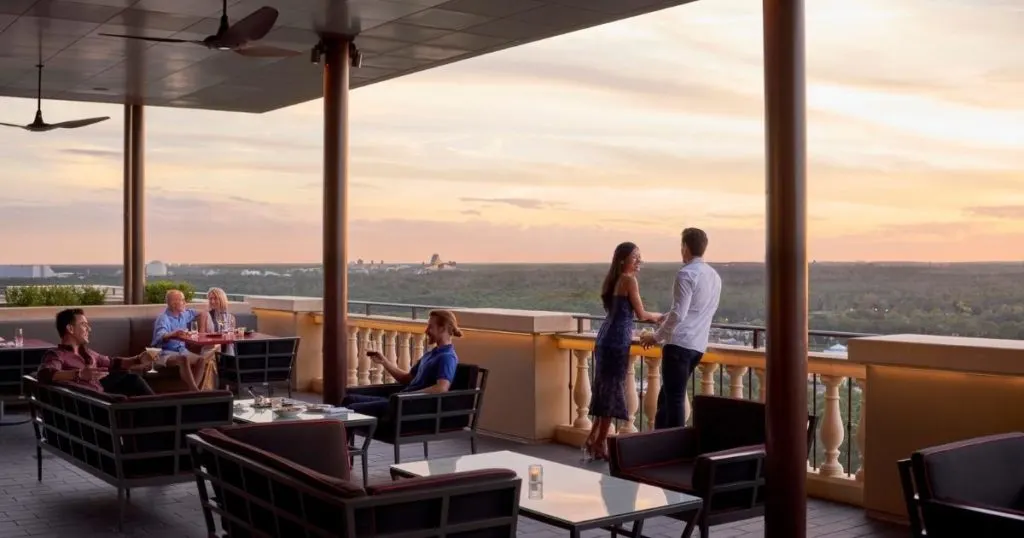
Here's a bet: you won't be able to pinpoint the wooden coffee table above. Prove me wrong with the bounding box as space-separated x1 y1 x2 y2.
231 399 377 486
391 450 702 538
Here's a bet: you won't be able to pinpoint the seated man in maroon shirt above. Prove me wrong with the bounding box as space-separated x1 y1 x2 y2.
37 308 158 397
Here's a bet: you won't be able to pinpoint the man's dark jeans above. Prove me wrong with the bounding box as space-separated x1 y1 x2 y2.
342 394 391 418
100 372 155 397
654 344 703 429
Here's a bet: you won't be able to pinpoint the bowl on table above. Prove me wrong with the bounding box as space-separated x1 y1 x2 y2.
273 405 306 419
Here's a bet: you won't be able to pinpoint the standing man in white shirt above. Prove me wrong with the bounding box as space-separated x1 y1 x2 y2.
640 227 722 429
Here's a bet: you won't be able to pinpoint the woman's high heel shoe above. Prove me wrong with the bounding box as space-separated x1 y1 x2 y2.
581 439 596 463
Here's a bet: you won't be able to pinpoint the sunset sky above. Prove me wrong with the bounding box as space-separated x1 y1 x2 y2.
1 0 1023 264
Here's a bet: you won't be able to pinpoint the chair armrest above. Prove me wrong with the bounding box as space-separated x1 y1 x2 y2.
348 384 405 399
691 444 767 496
607 427 698 475
391 388 483 424
391 387 481 403
922 499 1024 537
369 469 517 496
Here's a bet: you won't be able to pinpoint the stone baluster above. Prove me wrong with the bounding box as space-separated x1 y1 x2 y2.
754 368 767 402
643 355 661 431
397 332 412 371
727 366 748 399
346 326 360 386
856 378 867 481
572 350 593 430
412 333 426 364
818 375 846 477
619 355 640 433
700 363 718 395
357 327 371 386
383 330 398 383
369 329 384 385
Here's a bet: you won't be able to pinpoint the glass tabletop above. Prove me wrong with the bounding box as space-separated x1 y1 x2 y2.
391 450 700 526
232 399 375 425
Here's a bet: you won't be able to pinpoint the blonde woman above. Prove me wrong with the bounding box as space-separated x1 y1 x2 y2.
199 287 237 355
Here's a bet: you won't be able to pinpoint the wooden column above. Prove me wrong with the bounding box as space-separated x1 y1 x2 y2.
128 104 145 305
762 0 808 536
122 105 133 304
321 36 352 405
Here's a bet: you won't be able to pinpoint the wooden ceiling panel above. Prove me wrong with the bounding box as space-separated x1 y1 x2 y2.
0 0 695 113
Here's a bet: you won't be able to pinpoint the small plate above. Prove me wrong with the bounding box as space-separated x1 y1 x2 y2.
273 406 306 419
306 404 334 413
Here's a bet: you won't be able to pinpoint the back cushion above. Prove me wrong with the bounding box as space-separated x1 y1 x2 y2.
198 424 364 499
83 317 133 357
0 319 54 343
234 313 258 331
915 433 1024 511
128 316 160 353
693 396 767 454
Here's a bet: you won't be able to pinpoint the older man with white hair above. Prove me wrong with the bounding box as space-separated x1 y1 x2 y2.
152 289 216 391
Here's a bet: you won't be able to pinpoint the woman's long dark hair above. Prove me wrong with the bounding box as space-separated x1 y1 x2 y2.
601 242 638 311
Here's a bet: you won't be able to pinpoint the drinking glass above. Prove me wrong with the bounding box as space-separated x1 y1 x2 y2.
366 340 382 374
527 464 543 499
144 347 161 374
189 320 199 338
14 328 23 348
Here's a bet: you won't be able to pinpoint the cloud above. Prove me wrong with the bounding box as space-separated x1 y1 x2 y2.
459 197 565 210
59 148 122 159
964 206 1024 220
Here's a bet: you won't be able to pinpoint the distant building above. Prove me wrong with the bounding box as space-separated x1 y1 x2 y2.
0 265 56 278
146 260 168 277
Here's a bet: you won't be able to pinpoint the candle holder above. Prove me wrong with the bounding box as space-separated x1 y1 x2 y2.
527 464 543 499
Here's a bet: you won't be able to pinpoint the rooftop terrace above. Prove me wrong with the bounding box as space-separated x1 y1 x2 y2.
1 294 1022 536
0 394 903 538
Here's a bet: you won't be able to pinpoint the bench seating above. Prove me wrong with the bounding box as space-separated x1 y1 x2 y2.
0 312 259 394
24 375 234 530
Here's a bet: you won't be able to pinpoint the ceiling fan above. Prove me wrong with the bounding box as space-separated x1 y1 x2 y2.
0 64 109 132
99 1 300 58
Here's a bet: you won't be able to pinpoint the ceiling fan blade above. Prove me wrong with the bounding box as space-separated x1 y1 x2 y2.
222 7 279 44
0 122 28 129
233 46 301 58
98 33 192 44
51 117 111 129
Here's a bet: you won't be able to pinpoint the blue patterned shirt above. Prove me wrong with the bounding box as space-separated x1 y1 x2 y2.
152 308 201 353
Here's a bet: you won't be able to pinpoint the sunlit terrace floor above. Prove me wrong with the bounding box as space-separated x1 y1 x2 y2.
0 399 905 538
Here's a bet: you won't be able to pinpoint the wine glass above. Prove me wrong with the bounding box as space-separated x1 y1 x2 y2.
144 347 161 374
366 340 382 375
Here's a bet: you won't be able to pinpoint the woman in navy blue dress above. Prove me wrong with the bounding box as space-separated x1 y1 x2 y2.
584 242 661 461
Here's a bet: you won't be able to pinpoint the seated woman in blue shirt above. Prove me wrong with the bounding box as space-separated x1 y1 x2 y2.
343 309 461 417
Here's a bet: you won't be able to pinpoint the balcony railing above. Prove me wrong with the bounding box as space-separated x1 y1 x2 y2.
335 303 868 480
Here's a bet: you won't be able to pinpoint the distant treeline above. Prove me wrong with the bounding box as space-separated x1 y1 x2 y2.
6 262 1024 339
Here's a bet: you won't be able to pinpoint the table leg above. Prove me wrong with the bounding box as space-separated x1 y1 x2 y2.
603 519 650 538
347 422 376 488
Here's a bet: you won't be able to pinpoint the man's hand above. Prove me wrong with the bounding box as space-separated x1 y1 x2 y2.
163 329 187 341
79 365 98 382
137 351 156 366
639 332 658 350
367 350 388 365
